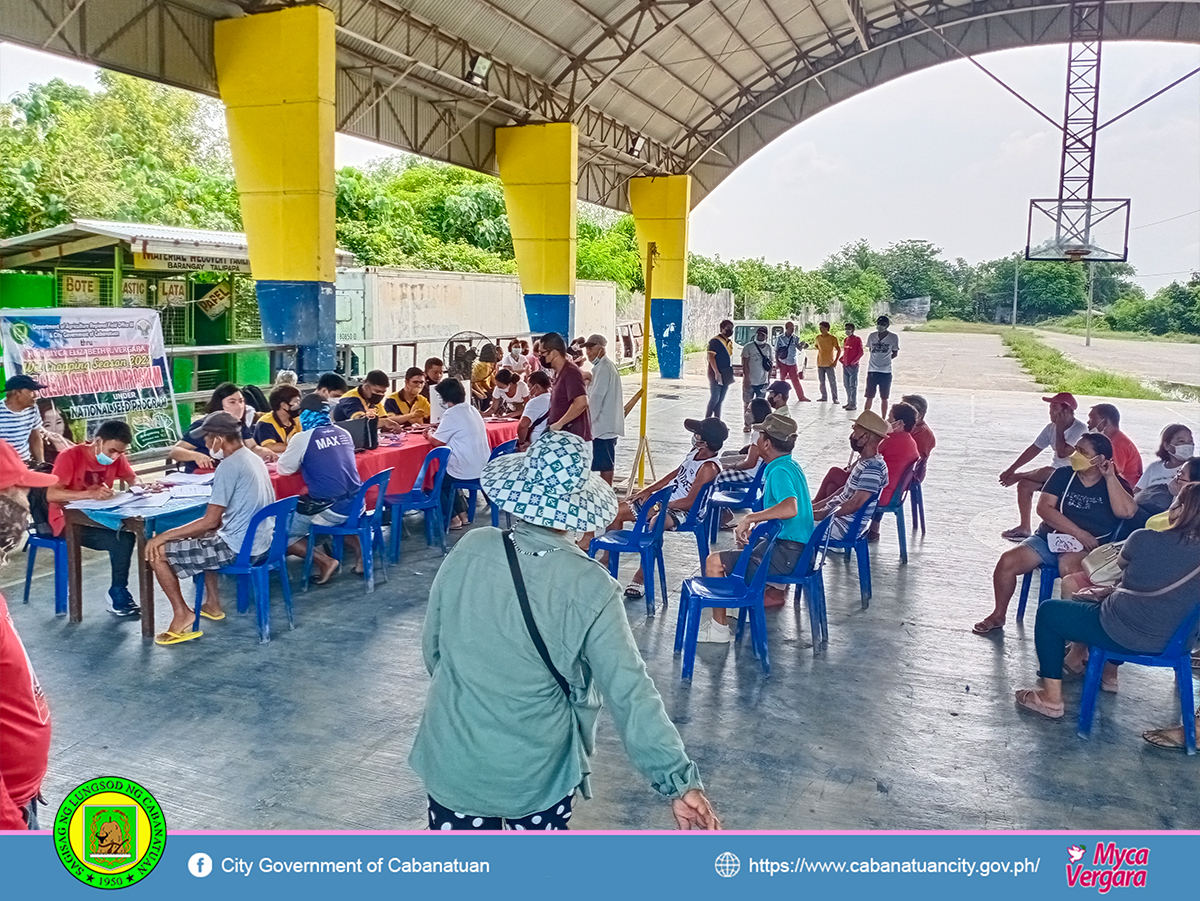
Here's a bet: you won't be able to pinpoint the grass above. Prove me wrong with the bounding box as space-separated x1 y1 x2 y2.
1035 317 1200 345
905 319 1166 400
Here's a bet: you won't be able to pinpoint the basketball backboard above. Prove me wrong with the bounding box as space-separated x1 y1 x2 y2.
1026 198 1131 262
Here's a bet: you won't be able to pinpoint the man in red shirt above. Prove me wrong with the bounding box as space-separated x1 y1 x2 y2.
1087 403 1143 487
840 322 864 411
542 332 592 441
868 401 921 541
901 394 937 459
0 441 58 830
45 420 141 617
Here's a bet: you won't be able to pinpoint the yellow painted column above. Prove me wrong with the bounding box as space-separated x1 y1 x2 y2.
630 175 690 378
215 5 336 376
495 123 577 338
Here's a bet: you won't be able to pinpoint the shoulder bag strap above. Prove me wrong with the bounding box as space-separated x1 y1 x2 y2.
1118 563 1200 598
503 531 571 697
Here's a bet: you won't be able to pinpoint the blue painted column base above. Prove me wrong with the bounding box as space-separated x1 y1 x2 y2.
650 298 684 379
255 280 336 380
523 294 574 340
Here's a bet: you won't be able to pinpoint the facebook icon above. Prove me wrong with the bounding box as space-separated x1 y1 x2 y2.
188 853 213 878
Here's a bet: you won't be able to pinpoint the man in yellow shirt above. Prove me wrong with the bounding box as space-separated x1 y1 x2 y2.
814 321 842 404
385 367 432 425
333 370 402 433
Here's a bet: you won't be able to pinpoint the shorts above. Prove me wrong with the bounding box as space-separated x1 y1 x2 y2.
631 496 687 528
289 508 350 542
864 371 893 397
719 537 806 583
591 437 617 472
163 533 237 580
1021 533 1060 569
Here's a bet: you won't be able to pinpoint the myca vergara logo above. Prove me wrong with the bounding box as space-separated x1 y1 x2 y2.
1066 842 1149 893
54 777 166 889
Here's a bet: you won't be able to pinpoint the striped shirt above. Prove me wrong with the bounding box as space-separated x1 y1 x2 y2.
828 456 888 540
0 402 42 461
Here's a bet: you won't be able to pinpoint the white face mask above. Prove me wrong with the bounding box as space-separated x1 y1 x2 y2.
209 443 226 460
1173 443 1195 460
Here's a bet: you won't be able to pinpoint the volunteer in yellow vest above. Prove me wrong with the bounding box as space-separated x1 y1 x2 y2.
333 370 402 433
253 385 303 451
385 367 432 425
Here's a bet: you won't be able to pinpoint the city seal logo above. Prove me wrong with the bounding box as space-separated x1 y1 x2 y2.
10 321 30 345
54 777 166 889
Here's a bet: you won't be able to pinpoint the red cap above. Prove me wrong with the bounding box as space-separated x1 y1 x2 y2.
1042 392 1077 411
0 441 58 490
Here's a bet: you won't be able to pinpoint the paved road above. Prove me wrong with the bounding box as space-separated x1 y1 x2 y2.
1036 330 1200 389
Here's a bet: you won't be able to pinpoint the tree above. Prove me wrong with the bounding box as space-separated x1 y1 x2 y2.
1106 276 1200 335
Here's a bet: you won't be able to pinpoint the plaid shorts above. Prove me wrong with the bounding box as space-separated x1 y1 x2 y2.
163 534 237 580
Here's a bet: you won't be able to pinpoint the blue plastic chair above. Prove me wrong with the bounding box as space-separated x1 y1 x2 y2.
24 531 68 616
772 517 834 655
909 456 928 535
873 461 918 563
589 484 674 616
1017 562 1058 620
825 490 879 608
671 480 717 566
385 447 451 563
675 520 782 680
707 462 766 544
1078 606 1200 755
447 439 520 527
303 468 393 593
192 495 298 644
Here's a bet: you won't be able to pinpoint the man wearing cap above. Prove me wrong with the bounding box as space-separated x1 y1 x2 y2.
766 380 793 419
542 332 592 441
0 375 46 464
813 412 889 542
144 411 276 645
998 393 1087 541
276 394 363 584
589 417 726 598
741 326 774 431
585 334 624 485
700 414 814 642
45 420 141 617
0 441 57 830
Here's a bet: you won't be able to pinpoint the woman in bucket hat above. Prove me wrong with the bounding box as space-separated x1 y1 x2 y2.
409 430 720 831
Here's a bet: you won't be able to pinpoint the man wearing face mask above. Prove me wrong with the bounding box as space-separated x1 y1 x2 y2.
254 385 303 452
1086 403 1142 488
0 441 58 830
334 370 401 433
863 316 899 419
740 326 774 432
45 421 141 617
706 320 736 419
146 412 276 645
811 412 889 542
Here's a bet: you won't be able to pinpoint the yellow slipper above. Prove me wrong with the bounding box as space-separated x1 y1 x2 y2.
155 629 202 646
198 609 226 621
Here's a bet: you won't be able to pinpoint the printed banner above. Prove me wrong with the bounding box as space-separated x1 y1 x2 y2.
134 251 251 273
0 307 182 453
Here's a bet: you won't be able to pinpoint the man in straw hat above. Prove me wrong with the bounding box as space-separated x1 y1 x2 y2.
410 430 720 831
698 413 815 643
812 411 889 541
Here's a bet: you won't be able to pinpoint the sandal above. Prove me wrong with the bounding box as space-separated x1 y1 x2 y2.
1015 689 1065 719
623 582 645 599
1101 674 1118 694
972 616 1005 635
155 628 202 646
1000 527 1032 541
1142 727 1187 751
199 609 225 621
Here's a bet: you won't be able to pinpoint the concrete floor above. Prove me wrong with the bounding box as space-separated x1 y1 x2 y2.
1035 329 1200 390
9 331 1200 831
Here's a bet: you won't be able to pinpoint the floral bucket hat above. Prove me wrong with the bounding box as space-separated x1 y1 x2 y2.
481 431 618 533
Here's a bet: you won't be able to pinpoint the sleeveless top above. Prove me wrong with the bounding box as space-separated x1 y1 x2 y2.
670 448 715 521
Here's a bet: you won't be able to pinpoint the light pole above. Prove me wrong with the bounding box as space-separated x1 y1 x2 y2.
1011 254 1020 328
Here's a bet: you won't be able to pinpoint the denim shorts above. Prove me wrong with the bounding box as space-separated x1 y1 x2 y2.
1021 533 1059 569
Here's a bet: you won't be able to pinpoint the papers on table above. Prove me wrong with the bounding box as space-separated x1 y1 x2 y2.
161 472 214 486
66 493 134 511
120 492 171 509
168 484 212 498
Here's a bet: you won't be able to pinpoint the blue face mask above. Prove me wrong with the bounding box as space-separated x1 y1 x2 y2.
96 451 115 466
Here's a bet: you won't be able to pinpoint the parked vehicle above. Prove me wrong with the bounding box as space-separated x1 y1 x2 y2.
730 319 789 377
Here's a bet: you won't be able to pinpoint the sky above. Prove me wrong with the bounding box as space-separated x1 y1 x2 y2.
2 39 1197 292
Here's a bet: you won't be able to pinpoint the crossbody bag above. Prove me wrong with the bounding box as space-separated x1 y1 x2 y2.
502 531 598 754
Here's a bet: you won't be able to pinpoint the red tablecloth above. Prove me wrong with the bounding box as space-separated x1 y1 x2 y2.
271 420 519 500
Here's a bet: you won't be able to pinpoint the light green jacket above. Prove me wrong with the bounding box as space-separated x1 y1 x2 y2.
409 520 702 818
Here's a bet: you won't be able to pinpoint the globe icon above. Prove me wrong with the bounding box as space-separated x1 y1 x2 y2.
714 851 741 878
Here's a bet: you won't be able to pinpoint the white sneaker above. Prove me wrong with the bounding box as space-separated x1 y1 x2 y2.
695 618 733 644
